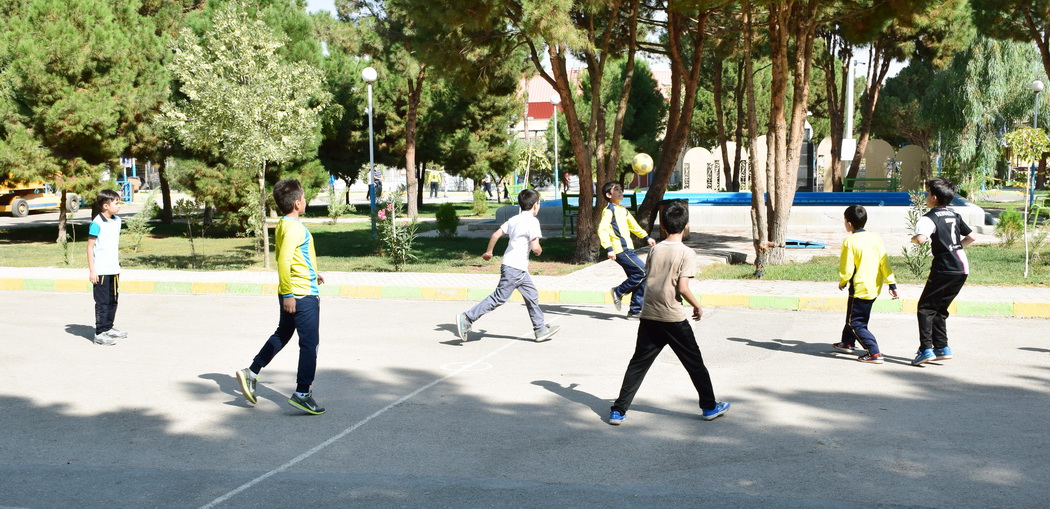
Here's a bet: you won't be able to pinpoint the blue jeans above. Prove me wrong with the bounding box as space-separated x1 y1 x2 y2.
613 250 646 314
465 265 545 332
251 296 320 391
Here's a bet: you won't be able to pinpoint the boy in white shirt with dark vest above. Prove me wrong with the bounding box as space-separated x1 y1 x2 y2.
911 178 976 366
86 189 125 346
456 188 560 343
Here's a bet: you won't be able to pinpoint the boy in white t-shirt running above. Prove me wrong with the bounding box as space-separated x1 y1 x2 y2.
86 189 125 346
456 188 560 343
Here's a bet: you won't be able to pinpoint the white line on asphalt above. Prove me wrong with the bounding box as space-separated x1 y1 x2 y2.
199 339 520 509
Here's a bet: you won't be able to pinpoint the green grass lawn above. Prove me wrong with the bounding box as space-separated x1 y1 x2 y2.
0 220 583 275
5 219 1049 284
698 244 1050 286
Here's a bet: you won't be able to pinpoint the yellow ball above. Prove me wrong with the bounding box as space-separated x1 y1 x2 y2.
632 153 653 175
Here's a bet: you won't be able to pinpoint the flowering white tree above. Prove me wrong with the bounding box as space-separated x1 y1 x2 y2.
163 1 329 268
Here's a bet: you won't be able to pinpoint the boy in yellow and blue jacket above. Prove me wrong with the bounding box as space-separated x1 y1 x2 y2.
236 179 327 415
833 205 898 364
599 181 655 317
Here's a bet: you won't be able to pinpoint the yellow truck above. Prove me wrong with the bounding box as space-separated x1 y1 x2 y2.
0 181 80 217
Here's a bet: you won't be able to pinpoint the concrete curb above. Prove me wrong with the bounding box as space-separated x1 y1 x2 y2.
3 276 1047 318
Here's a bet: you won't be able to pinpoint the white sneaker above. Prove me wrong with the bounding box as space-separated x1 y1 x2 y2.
94 333 116 346
105 328 128 338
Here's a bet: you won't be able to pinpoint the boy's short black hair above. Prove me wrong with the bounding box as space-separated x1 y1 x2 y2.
844 204 867 229
273 179 304 215
602 181 622 197
97 189 121 206
926 177 956 207
660 200 689 234
517 188 540 210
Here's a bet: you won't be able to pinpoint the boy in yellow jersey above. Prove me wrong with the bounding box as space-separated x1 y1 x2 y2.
599 181 655 318
236 179 327 414
833 205 899 364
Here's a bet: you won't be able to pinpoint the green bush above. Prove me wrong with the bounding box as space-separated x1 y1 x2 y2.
901 190 931 278
472 188 489 216
996 208 1024 246
435 203 460 239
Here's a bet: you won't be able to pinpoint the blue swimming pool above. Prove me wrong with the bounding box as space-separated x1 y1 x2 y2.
548 191 916 207
648 191 913 206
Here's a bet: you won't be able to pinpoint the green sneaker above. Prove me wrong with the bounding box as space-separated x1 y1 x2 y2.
236 368 257 405
288 392 325 415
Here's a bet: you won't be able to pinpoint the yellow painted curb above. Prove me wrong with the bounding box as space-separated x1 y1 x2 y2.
700 294 750 307
191 282 227 294
1014 302 1050 318
0 279 22 291
55 279 90 292
339 285 382 298
538 289 559 303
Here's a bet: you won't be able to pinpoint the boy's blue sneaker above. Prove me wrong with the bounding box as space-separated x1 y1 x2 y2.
702 402 730 421
912 349 936 365
609 410 625 425
933 346 953 361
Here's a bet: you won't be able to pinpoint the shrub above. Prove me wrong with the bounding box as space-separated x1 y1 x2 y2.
472 188 489 216
901 190 931 278
124 190 158 252
996 208 1024 246
435 203 460 239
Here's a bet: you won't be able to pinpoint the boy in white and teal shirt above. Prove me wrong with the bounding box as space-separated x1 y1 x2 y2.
86 189 125 346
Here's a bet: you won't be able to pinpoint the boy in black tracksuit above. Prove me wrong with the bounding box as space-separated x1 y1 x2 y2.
910 178 976 366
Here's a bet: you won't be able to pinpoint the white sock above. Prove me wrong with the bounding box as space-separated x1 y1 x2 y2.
294 391 309 398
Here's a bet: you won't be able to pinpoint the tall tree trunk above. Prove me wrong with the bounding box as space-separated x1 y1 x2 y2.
818 32 850 191
745 0 769 276
846 42 892 181
639 6 710 230
541 43 597 262
606 0 640 189
158 158 173 224
713 48 733 190
259 161 270 270
733 56 746 192
56 189 68 243
404 67 426 220
767 0 820 265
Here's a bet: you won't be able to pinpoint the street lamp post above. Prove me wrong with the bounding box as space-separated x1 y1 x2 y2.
362 66 378 239
550 94 561 201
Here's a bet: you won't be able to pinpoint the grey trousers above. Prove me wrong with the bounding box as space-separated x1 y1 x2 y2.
465 265 545 332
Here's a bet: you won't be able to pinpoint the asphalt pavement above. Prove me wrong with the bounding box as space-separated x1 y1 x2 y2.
1 291 1048 508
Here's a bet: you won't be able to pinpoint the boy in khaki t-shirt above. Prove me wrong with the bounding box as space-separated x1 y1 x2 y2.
608 200 730 426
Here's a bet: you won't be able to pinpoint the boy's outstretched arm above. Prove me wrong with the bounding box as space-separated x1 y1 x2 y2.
677 276 703 321
482 229 504 261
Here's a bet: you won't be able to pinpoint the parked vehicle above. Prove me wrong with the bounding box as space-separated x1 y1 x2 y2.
0 181 80 217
